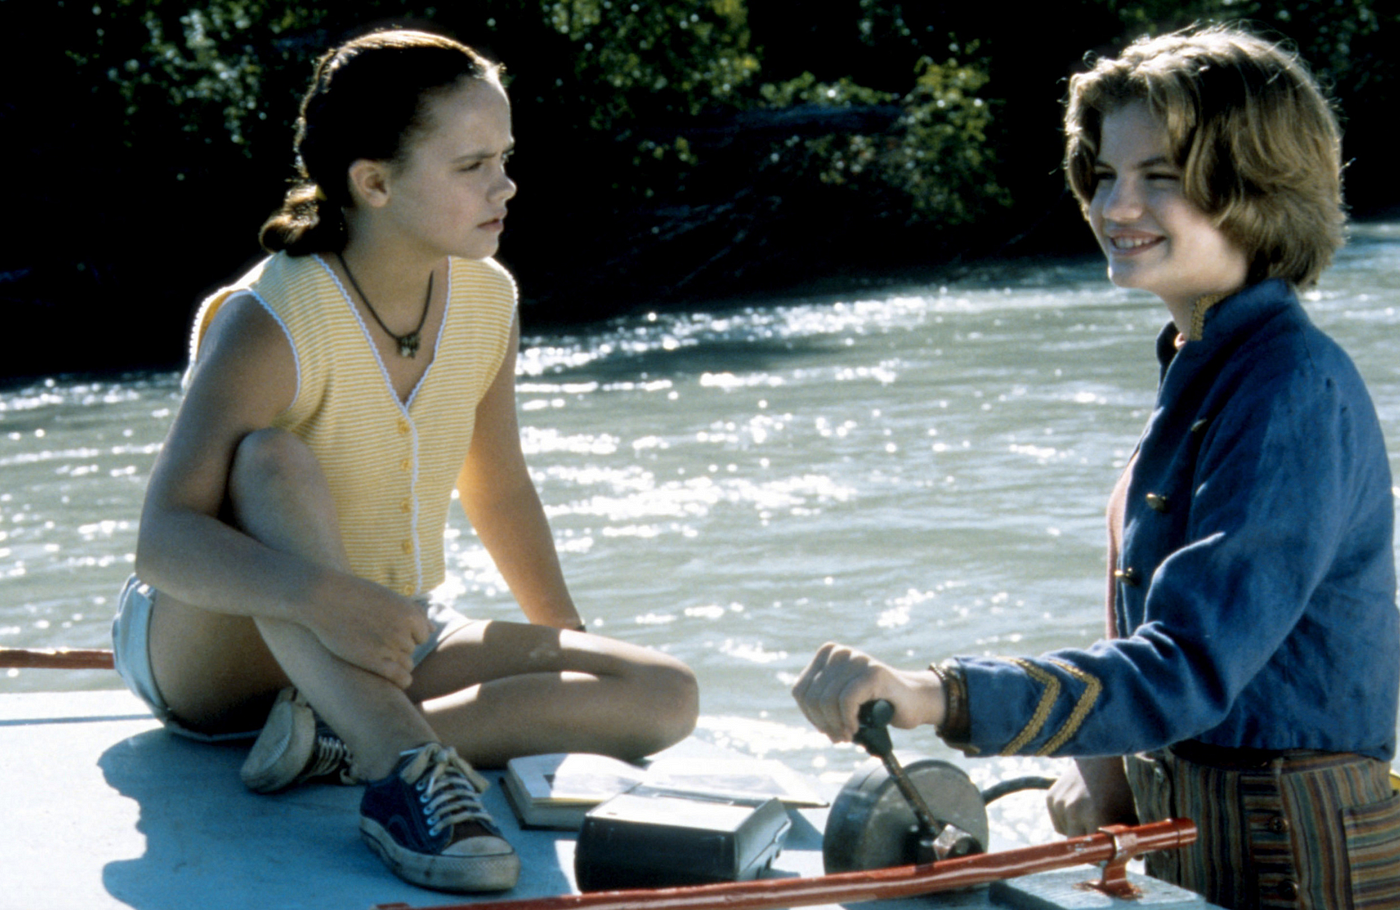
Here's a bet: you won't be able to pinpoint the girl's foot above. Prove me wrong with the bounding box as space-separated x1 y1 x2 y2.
240 688 356 793
359 743 520 892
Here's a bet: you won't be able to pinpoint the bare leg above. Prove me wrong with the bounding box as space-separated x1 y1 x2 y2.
149 429 436 779
146 601 288 734
408 621 698 767
149 428 698 778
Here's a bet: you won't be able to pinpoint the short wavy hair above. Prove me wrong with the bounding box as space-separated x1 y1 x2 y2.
1064 25 1344 289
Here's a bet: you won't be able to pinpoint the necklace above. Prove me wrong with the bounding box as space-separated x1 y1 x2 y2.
335 253 433 358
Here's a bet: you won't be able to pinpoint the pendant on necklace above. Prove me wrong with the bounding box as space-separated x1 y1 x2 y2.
333 254 432 361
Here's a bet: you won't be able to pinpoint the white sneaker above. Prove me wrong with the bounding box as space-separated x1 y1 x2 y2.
240 688 355 793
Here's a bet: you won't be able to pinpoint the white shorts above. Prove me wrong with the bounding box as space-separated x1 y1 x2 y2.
110 574 472 740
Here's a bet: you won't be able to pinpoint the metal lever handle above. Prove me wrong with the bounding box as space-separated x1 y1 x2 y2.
854 699 943 839
853 699 896 757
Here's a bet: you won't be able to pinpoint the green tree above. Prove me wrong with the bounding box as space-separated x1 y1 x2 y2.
756 55 1007 227
4 0 1396 378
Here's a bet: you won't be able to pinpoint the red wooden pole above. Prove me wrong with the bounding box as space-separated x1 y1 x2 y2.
373 819 1196 910
0 647 116 670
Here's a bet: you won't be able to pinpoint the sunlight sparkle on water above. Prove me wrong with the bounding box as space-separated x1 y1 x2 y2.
717 638 788 665
5 249 1400 849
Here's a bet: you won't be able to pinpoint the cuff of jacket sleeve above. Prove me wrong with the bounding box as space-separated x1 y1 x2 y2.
931 659 976 753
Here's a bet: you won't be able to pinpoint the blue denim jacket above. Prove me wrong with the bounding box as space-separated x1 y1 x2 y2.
954 280 1399 761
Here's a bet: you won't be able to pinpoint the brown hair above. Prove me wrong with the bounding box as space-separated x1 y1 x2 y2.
1064 25 1344 288
259 29 498 255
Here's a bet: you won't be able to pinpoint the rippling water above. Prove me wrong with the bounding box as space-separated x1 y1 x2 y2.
5 223 1400 849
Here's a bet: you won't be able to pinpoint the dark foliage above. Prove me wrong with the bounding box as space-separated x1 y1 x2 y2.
2 0 1394 379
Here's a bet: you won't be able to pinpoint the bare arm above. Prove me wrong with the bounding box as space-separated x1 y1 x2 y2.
135 295 428 686
137 294 306 611
456 316 583 629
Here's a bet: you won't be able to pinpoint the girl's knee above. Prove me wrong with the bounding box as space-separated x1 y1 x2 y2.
634 657 700 752
230 429 320 492
227 429 336 516
225 429 345 557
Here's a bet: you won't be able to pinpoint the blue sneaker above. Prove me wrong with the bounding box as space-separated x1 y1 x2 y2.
359 743 520 892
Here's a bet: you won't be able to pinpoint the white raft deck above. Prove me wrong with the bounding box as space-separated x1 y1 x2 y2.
1 689 1219 910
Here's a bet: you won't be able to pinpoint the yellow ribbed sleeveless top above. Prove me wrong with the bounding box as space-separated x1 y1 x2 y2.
189 252 517 596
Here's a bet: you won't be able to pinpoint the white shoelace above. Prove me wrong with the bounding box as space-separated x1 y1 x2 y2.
305 731 355 783
400 745 495 836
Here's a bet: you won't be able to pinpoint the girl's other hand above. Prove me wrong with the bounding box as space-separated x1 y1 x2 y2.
1046 757 1138 836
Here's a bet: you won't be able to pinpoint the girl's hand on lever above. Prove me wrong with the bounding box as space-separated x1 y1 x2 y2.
792 642 946 743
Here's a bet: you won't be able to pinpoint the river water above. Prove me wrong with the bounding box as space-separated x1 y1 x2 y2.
4 223 1400 850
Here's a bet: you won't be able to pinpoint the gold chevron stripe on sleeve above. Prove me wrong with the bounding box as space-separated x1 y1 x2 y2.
1039 659 1103 755
1001 658 1059 755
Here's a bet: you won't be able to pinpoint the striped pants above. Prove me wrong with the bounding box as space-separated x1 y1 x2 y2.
1126 749 1400 909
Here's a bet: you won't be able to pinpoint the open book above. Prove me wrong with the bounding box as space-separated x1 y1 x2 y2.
501 752 827 830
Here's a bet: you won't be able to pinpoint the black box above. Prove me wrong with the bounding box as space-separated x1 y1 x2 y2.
574 786 792 891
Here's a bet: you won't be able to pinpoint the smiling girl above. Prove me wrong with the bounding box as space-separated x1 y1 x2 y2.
793 26 1400 908
111 28 698 894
